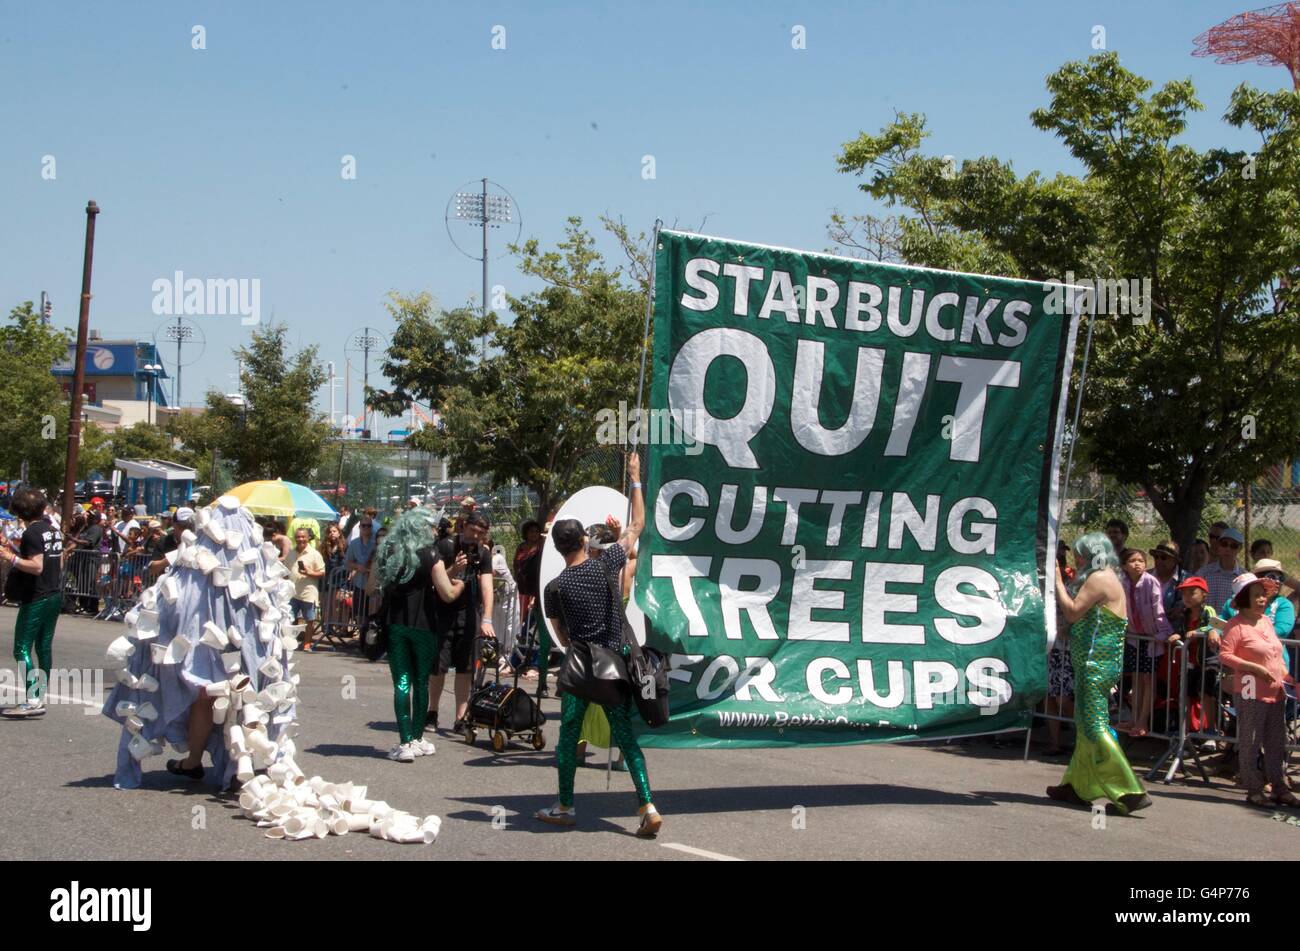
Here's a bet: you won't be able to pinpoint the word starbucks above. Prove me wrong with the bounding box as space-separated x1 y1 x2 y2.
50 882 151 931
151 271 261 325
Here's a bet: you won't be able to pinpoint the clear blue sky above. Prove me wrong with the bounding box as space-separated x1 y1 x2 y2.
0 0 1282 432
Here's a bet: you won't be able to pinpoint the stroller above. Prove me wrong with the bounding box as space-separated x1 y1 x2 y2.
464 632 546 752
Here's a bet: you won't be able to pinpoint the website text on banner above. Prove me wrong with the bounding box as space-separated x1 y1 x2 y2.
634 230 1080 747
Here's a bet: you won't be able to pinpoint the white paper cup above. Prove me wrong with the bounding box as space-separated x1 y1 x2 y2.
136 701 158 721
200 621 228 650
136 673 159 693
123 715 145 734
238 547 260 566
114 700 138 719
106 635 136 668
241 702 266 725
195 508 211 529
164 634 191 665
222 652 243 674
227 723 246 753
218 494 240 510
259 657 283 681
228 579 251 601
226 626 243 648
116 669 140 689
212 696 230 725
127 733 156 761
236 754 254 782
134 609 160 639
204 522 227 545
160 575 180 603
211 565 231 588
345 812 370 832
149 642 168 664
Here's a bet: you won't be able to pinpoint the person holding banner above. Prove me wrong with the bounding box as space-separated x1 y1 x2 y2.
1050 533 1151 815
536 452 660 837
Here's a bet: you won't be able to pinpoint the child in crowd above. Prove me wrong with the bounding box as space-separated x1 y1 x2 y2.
1119 548 1170 737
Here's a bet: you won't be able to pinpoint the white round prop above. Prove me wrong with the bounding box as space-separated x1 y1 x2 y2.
537 485 644 648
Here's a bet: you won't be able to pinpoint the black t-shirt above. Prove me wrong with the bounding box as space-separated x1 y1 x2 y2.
386 547 437 632
79 524 103 552
544 545 627 651
17 519 64 602
433 536 491 634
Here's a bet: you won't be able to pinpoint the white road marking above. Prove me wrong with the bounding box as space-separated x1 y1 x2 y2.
660 842 743 861
0 686 101 709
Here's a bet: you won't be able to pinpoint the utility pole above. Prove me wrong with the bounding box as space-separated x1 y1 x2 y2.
481 177 489 360
326 360 337 430
62 200 99 531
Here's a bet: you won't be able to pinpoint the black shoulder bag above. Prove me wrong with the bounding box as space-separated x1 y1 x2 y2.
602 556 671 727
554 571 629 708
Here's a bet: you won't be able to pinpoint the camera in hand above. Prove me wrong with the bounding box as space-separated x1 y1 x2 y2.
457 538 481 573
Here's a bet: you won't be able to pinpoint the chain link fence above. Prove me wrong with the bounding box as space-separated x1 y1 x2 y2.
1061 459 1300 575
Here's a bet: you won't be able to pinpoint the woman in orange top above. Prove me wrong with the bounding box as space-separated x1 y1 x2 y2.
1219 573 1298 808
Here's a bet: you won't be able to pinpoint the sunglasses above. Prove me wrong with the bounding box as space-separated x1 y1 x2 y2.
1221 541 1241 549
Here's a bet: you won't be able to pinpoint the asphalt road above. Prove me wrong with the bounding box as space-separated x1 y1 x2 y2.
0 609 1293 861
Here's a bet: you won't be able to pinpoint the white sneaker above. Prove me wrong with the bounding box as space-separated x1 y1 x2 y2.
414 737 436 756
535 802 576 826
387 742 416 763
2 701 46 719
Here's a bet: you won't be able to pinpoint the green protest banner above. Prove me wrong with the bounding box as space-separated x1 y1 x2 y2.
633 230 1079 747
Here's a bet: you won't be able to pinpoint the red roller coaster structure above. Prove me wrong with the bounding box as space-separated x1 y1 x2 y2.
1193 2 1300 89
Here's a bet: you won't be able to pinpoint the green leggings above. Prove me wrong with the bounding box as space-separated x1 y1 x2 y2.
388 623 437 743
13 594 60 702
556 692 652 807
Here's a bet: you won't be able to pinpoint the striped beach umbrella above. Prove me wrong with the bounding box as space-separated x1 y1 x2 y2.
218 480 338 522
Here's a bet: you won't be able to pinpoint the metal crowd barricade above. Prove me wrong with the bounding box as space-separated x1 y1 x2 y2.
101 552 152 622
61 548 114 617
318 565 371 649
1027 625 1300 787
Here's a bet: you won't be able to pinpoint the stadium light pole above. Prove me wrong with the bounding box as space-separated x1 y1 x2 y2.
450 180 516 361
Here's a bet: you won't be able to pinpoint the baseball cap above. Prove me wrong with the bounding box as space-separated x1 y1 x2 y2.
147 519 162 529
174 507 195 523
1220 527 1244 546
1176 576 1208 593
551 518 586 555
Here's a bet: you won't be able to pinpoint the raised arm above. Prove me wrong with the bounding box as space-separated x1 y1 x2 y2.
619 450 644 555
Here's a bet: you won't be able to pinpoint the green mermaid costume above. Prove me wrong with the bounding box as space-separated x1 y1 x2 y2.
1058 604 1147 811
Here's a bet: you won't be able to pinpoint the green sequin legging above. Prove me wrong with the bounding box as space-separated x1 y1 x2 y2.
1060 603 1146 810
388 623 438 743
556 692 651 807
13 593 60 702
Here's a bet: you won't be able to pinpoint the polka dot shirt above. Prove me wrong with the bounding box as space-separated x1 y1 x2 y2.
545 545 627 651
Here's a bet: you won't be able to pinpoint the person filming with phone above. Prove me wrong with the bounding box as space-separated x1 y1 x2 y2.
286 528 326 651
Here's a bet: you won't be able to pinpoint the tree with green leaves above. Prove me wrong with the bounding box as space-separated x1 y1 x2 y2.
0 302 71 490
77 421 194 480
375 217 648 519
832 52 1300 552
205 324 330 484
